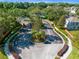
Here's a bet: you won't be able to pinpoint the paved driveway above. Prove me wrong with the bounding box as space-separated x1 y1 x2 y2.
19 43 63 59
18 21 63 59
12 21 63 59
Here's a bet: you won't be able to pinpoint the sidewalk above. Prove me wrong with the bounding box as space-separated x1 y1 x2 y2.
54 26 72 59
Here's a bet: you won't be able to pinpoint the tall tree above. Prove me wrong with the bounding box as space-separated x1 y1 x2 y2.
57 15 65 27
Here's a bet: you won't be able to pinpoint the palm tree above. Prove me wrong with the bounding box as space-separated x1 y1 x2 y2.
32 31 45 42
30 14 45 42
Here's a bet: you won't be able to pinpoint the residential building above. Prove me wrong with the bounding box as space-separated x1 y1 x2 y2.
65 16 79 30
64 7 79 30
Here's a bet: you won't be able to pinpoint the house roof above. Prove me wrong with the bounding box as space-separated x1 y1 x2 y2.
16 17 30 23
67 16 79 22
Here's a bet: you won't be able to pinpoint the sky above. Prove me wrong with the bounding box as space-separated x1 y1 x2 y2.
0 0 79 3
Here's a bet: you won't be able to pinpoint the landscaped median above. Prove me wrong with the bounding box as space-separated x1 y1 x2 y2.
3 26 21 59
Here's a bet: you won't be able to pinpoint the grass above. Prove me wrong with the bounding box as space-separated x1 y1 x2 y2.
0 49 8 59
69 30 79 39
68 46 79 59
60 29 79 59
52 20 79 59
67 30 79 59
69 30 79 49
56 26 79 59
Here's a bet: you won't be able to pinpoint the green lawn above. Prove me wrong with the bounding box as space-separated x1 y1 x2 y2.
69 30 79 49
69 30 79 39
0 49 7 59
68 46 79 59
60 29 79 59
55 26 79 59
